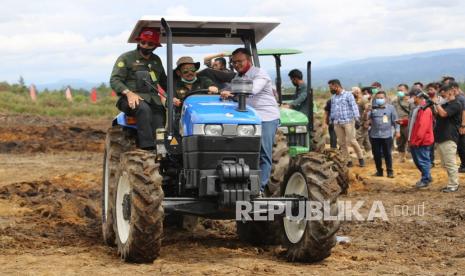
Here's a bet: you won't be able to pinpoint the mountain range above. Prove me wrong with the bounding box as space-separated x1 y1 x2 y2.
35 48 465 91
304 48 465 89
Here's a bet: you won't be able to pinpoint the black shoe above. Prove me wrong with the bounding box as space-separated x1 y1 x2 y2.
373 171 383 177
415 181 430 188
441 186 459 193
358 159 365 167
387 172 394 178
458 167 465 173
347 161 353 167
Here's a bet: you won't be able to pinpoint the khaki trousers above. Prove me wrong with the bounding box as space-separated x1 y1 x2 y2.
437 140 459 188
334 121 364 159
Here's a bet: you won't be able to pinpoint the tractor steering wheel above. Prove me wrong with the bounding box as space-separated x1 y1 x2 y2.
184 89 211 99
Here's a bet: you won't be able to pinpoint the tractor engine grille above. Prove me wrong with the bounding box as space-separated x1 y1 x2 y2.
287 133 306 147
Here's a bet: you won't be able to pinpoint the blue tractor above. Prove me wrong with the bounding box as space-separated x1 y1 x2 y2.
102 17 341 263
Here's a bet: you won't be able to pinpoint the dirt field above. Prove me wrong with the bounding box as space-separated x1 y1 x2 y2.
0 113 464 275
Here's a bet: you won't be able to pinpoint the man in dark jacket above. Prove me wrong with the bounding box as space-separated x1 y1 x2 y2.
282 69 309 117
110 27 167 150
433 83 462 192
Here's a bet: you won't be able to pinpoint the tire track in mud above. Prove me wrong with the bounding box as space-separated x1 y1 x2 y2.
0 179 101 250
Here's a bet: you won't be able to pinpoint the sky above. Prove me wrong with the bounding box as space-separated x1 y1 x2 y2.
2 0 465 86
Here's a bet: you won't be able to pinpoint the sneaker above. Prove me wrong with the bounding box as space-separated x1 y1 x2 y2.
387 172 394 178
458 167 465 173
358 159 365 167
441 186 459 193
415 181 430 188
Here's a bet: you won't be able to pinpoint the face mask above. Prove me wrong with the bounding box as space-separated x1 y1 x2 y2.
397 91 405 98
362 94 370 101
438 97 446 105
427 92 436 98
139 47 155 56
181 77 197 84
408 98 414 104
372 88 379 94
375 98 385 106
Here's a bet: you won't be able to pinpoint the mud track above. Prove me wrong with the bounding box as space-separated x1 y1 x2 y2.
0 113 464 275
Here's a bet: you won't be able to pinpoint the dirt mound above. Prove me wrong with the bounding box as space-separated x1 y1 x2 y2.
0 179 101 250
0 123 107 153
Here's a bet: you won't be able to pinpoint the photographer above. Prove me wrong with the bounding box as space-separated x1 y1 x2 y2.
365 91 399 177
408 89 434 188
433 83 462 193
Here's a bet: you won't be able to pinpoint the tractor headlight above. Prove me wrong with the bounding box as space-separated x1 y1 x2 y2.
278 126 289 134
204 124 223 136
237 125 255 136
295 126 307 133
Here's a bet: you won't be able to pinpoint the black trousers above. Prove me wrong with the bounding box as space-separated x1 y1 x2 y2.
458 134 465 168
370 137 393 174
329 123 337 149
117 97 165 148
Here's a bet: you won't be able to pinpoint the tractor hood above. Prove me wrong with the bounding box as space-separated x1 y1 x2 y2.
279 108 308 126
182 95 261 136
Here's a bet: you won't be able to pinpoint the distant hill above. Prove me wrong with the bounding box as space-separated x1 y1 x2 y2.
277 48 465 89
34 48 465 91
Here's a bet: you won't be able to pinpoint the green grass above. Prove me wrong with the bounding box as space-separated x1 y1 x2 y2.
0 91 119 119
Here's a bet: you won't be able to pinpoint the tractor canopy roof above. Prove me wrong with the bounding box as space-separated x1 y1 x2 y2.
128 16 280 45
224 48 302 56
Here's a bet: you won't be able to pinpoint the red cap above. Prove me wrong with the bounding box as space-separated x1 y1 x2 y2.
136 27 162 46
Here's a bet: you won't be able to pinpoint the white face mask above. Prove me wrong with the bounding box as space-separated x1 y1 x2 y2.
408 98 414 104
438 96 447 105
362 94 370 101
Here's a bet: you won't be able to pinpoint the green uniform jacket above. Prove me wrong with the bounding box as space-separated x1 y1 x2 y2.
290 83 310 117
174 76 216 101
110 49 167 106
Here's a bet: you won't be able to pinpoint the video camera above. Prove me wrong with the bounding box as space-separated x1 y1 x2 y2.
416 91 434 110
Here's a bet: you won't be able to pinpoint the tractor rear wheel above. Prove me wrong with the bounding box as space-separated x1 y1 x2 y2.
113 150 164 263
311 118 326 152
280 152 341 262
102 126 135 246
323 148 350 194
268 130 290 196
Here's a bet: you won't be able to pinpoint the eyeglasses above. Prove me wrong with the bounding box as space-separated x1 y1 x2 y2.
181 68 197 74
140 40 156 47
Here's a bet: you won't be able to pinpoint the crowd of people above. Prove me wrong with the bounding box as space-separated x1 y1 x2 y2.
322 78 465 193
110 27 463 195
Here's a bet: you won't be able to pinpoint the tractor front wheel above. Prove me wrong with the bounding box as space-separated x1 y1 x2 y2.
113 150 164 263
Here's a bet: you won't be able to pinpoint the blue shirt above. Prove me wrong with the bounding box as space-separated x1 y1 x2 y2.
368 104 400 139
330 90 360 124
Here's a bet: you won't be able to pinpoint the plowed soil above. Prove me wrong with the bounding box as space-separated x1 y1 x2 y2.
0 113 464 275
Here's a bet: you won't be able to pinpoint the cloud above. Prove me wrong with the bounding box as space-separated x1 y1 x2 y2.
3 0 465 85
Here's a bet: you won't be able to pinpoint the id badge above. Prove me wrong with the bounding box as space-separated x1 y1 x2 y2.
382 115 388 123
149 71 157 82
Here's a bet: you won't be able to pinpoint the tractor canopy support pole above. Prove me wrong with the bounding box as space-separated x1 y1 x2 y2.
307 61 313 136
161 18 174 138
250 35 260 68
273 54 282 104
